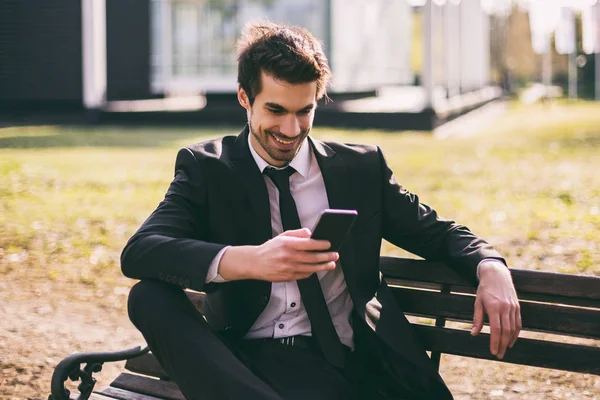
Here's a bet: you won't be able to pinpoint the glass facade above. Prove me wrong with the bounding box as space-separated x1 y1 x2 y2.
171 0 240 77
151 0 328 92
150 0 424 94
149 0 495 95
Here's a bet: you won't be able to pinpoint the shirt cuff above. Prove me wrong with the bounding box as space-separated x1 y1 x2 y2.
205 246 230 283
476 258 507 281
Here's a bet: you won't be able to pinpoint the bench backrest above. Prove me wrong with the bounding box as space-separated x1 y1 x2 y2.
380 257 600 375
121 257 600 398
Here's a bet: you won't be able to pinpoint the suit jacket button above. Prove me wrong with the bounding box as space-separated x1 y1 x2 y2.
262 296 268 305
224 325 233 331
159 272 165 280
184 279 190 288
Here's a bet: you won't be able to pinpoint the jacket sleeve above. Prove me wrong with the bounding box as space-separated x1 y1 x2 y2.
376 147 505 284
121 147 226 293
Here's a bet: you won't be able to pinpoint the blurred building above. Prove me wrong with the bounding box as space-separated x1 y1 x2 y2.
422 0 495 107
0 0 153 111
152 0 414 94
0 0 499 130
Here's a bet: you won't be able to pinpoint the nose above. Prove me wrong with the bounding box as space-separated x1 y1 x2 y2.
280 114 301 137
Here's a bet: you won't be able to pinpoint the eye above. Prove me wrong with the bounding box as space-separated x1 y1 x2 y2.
268 108 285 115
297 109 312 116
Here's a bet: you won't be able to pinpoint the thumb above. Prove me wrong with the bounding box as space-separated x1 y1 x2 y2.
279 228 311 238
471 296 484 336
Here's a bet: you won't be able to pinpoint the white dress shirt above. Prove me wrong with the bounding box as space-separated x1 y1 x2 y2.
206 135 355 348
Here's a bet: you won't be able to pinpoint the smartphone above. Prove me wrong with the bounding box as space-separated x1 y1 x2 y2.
310 209 358 251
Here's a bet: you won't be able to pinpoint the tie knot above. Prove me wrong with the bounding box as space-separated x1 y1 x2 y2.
264 166 295 191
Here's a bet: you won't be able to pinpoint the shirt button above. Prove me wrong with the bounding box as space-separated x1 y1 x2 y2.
278 323 285 329
290 302 296 308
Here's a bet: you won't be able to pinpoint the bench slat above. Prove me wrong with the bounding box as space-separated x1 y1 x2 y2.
100 386 167 400
392 287 600 339
125 352 170 380
380 257 600 302
416 325 600 375
89 394 117 400
386 279 600 309
188 260 600 310
111 373 185 400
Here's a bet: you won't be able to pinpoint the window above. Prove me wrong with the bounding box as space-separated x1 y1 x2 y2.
151 0 327 93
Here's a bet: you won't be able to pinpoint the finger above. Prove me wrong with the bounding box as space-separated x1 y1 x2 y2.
471 296 484 336
288 237 332 251
298 250 339 265
497 310 512 359
509 304 521 348
294 260 337 274
489 312 501 356
279 228 312 238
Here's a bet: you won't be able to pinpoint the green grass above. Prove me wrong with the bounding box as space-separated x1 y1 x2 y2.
1 101 599 301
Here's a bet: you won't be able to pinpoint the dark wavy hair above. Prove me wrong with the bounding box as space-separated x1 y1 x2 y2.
236 22 331 105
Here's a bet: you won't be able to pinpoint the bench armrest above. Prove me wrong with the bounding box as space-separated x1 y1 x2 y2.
48 345 150 400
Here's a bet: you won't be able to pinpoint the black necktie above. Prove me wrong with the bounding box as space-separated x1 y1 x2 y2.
264 166 346 368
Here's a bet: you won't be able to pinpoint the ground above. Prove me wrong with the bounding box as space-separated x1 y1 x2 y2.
1 101 599 399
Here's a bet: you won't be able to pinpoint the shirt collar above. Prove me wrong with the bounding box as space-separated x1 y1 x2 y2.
247 132 311 179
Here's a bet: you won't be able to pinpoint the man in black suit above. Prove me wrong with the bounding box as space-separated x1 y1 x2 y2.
123 22 521 399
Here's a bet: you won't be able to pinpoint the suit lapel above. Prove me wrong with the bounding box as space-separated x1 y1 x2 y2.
310 138 359 295
228 126 272 332
229 126 272 245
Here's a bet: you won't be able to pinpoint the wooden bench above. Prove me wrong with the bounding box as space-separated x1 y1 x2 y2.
49 257 600 400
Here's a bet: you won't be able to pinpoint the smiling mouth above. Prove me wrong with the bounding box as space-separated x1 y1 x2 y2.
269 132 297 146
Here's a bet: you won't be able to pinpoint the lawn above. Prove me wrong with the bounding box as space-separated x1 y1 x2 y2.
1 101 599 399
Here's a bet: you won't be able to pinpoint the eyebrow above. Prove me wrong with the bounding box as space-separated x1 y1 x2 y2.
264 102 315 113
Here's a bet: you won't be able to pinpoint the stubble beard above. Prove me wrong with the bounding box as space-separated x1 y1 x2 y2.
249 120 309 165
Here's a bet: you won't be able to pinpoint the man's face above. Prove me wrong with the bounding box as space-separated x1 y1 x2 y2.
238 71 317 167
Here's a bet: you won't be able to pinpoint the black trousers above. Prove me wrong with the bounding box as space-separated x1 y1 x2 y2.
128 280 424 400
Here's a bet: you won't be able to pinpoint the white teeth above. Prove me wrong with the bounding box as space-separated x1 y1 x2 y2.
272 135 294 145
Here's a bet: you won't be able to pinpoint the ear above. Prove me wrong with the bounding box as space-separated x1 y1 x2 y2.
237 85 250 111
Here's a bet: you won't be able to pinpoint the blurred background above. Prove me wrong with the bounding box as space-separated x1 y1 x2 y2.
1 0 599 128
0 1 599 399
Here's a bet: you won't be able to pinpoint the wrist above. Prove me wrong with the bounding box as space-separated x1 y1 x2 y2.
479 260 509 281
219 245 257 281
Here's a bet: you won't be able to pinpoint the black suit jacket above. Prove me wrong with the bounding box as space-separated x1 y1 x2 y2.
122 126 504 398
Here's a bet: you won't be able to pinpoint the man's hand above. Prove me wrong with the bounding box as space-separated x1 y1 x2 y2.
471 260 521 359
218 228 338 282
